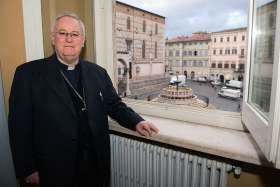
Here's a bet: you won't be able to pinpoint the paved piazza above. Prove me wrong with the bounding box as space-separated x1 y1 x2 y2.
129 79 242 113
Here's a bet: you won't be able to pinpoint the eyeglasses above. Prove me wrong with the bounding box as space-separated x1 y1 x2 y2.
55 30 81 39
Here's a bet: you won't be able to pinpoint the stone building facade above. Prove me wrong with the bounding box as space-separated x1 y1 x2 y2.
209 28 247 81
114 1 167 96
166 32 211 79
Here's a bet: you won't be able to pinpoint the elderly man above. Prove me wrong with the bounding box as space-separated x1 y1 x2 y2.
8 12 158 187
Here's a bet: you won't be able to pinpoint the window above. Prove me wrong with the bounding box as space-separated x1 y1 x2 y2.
224 63 229 68
219 49 223 55
127 16 131 30
242 0 280 167
142 40 145 58
218 63 223 68
155 42 158 58
169 50 173 57
232 48 237 54
211 63 216 68
183 60 187 66
155 23 158 34
227 37 230 42
126 39 132 51
242 35 245 41
193 60 197 67
220 37 223 42
194 51 198 56
214 38 216 42
241 48 245 56
213 49 216 55
239 63 244 70
143 20 146 32
188 51 192 56
176 50 180 56
110 0 280 168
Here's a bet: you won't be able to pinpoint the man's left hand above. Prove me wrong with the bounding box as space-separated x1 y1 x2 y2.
136 121 159 137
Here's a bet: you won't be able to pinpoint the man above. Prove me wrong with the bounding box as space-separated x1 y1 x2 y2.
8 12 158 187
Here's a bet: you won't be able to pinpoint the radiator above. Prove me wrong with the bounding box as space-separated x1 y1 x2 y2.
110 134 240 187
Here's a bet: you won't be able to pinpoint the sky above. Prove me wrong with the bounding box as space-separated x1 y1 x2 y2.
117 0 249 38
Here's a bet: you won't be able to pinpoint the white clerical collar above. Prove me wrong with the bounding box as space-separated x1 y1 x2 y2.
57 55 79 70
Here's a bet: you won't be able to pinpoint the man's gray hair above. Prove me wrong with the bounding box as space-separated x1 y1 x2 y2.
52 12 86 36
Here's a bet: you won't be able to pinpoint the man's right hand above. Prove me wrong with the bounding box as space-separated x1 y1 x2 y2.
25 171 40 185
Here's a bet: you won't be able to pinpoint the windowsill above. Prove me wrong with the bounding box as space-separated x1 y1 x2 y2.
109 114 267 167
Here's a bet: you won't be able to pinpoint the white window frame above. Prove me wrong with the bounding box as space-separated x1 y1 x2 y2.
242 0 280 168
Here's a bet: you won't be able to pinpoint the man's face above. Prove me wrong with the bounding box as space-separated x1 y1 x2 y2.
51 16 85 64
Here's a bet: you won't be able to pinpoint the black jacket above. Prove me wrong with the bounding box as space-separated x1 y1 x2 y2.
8 54 143 186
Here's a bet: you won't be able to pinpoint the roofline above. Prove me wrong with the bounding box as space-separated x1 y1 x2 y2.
166 38 211 43
211 27 247 34
116 1 165 19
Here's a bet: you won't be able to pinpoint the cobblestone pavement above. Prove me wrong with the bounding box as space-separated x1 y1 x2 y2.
129 79 242 113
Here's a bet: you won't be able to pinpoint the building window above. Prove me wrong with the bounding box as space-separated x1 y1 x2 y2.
127 16 131 30
227 37 230 42
126 39 132 52
232 48 237 54
169 50 173 57
176 50 180 56
183 51 187 56
234 36 237 42
268 35 274 58
155 23 158 35
143 20 146 32
231 63 236 69
219 49 223 55
142 40 145 58
225 49 231 55
194 51 198 56
183 60 187 67
213 49 216 55
188 51 192 56
242 35 245 41
218 63 223 68
269 13 275 28
220 37 223 42
211 63 216 68
239 63 245 70
241 48 245 56
214 38 216 42
193 60 197 67
155 42 158 58
224 63 229 69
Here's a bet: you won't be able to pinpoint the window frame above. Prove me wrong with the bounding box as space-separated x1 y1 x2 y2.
242 0 280 167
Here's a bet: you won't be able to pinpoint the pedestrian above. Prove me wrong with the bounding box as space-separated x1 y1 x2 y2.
8 12 159 187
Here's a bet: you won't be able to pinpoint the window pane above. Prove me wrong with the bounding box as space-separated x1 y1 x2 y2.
249 0 277 118
114 0 247 113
